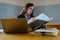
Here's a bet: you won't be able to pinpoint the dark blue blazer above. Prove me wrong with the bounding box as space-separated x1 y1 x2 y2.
17 14 34 19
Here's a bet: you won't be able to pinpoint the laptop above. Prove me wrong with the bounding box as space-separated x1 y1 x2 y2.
0 18 29 34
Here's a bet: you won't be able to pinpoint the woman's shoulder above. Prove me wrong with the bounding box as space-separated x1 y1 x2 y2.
17 14 25 18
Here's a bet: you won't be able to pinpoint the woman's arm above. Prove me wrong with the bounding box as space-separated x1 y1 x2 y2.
27 17 36 24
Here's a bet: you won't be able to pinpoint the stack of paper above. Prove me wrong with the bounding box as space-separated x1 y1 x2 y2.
34 28 59 36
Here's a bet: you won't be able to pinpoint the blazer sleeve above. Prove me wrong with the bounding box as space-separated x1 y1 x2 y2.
17 14 25 18
30 15 35 18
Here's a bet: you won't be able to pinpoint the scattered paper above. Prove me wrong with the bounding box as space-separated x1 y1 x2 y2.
0 29 3 32
34 28 59 36
35 28 57 32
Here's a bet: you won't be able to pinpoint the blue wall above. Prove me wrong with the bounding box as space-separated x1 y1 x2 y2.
34 5 60 22
0 2 23 18
35 4 60 22
45 4 60 22
0 2 60 29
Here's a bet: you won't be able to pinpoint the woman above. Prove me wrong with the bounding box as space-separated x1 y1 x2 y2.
17 3 35 24
17 3 45 30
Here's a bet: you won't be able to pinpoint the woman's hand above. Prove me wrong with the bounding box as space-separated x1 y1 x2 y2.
27 17 36 24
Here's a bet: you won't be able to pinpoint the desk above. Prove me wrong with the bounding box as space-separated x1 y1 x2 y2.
0 31 60 40
46 22 60 28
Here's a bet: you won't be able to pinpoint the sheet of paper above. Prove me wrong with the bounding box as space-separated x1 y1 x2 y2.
35 28 57 32
0 29 3 32
35 13 54 21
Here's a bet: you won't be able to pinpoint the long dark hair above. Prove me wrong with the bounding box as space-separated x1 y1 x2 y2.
19 3 34 16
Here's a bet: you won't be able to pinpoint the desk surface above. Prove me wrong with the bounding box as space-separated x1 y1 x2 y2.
46 22 60 28
46 22 60 25
0 31 60 40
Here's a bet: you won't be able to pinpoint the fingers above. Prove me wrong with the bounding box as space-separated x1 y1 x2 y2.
27 17 36 24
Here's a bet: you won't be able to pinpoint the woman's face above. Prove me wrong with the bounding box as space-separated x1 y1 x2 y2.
26 6 34 15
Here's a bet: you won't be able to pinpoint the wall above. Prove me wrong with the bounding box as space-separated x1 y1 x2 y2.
0 0 60 29
26 0 60 6
0 0 27 6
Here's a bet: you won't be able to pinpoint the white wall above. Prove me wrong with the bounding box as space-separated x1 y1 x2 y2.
25 0 44 6
42 0 60 5
0 0 60 6
0 0 28 6
25 0 60 6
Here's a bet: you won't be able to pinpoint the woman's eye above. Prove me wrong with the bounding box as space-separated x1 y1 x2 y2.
30 8 32 9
